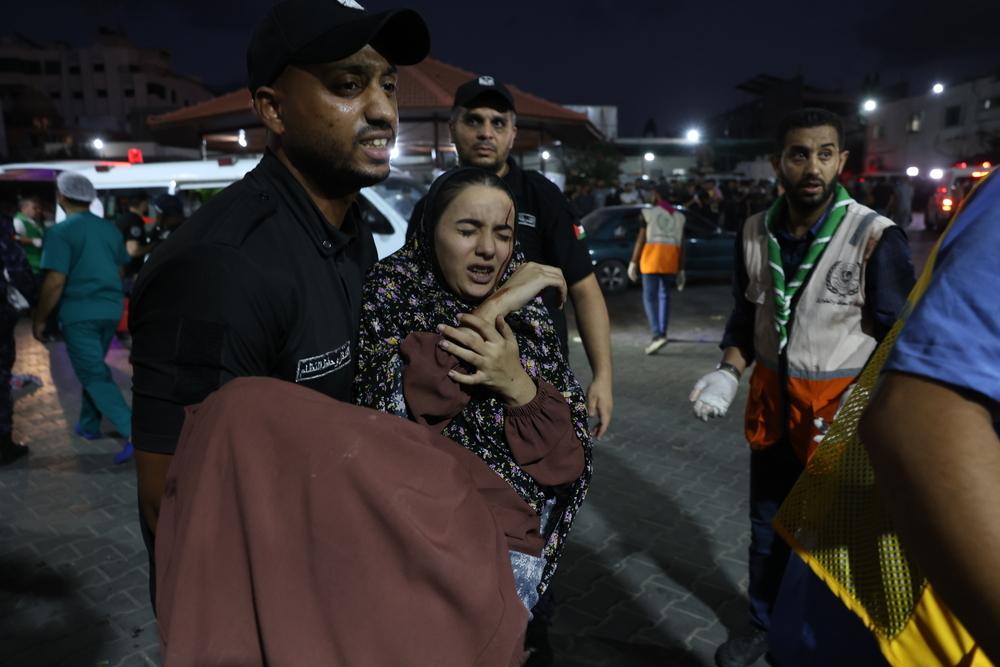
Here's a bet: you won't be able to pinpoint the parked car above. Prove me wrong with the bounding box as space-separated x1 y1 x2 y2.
582 204 736 293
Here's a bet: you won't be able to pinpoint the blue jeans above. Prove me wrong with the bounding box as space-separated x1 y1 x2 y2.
748 438 803 631
61 319 132 439
641 273 675 339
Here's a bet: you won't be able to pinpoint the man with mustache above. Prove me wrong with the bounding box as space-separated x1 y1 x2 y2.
688 108 915 667
127 0 430 602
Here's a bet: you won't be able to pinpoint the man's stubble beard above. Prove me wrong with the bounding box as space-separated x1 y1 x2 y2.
780 170 838 216
284 133 389 199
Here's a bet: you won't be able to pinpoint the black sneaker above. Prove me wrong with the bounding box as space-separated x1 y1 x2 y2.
0 440 29 465
715 627 768 667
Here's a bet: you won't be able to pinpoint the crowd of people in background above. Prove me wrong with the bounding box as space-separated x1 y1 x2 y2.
566 175 779 230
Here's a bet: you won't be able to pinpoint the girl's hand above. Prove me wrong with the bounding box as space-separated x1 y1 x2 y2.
437 313 536 407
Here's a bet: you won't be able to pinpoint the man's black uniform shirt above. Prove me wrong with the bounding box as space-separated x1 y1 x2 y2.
129 152 377 454
407 160 593 356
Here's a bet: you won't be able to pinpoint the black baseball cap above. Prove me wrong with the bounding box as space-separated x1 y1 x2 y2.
246 0 430 92
452 75 516 113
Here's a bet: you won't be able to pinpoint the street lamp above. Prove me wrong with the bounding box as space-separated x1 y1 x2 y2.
931 82 945 95
92 138 104 151
685 129 701 144
541 150 551 161
643 152 655 162
862 99 877 113
906 166 919 177
929 168 944 180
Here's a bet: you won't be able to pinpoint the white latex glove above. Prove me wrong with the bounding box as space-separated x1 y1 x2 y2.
675 270 686 292
689 369 740 421
627 261 639 283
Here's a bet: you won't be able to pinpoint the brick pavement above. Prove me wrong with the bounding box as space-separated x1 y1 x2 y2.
2 239 940 666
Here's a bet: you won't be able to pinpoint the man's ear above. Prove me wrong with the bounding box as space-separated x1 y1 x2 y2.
838 149 850 175
253 86 284 137
770 153 781 177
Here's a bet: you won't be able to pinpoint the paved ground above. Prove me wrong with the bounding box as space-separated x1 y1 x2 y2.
0 222 934 667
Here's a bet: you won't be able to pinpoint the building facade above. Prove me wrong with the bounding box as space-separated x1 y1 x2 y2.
0 29 213 159
863 72 1000 174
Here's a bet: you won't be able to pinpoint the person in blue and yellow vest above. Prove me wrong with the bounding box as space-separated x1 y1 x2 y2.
32 172 134 465
628 182 685 355
688 107 916 667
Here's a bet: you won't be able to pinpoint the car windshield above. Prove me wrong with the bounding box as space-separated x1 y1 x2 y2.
582 208 616 234
369 176 426 221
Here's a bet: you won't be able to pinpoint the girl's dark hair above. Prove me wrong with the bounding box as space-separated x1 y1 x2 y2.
420 167 515 237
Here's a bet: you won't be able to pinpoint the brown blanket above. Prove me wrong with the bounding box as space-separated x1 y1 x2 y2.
156 377 539 666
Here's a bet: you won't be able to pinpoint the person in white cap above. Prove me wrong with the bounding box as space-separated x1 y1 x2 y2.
33 171 134 464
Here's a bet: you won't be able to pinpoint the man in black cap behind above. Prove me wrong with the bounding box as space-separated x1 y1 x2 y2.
128 0 430 601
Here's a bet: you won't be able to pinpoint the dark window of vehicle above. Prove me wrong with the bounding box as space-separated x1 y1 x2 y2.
124 89 135 98
944 105 962 127
97 89 108 98
50 91 61 99
45 60 61 75
129 64 140 73
682 211 720 239
93 62 105 72
69 65 80 75
581 209 614 236
356 197 394 235
147 82 166 99
72 91 83 100
370 177 427 221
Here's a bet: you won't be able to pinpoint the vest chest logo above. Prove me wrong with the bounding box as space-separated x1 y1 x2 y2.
295 342 351 383
819 261 862 305
517 213 537 228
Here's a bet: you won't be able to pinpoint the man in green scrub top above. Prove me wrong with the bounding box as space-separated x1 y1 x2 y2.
33 172 134 464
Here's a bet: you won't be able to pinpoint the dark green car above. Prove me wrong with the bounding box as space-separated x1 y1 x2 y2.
582 205 737 293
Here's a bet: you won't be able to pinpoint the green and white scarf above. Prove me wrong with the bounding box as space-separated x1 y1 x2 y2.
765 184 853 351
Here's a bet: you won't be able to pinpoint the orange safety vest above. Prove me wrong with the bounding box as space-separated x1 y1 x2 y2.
741 202 894 462
639 205 684 275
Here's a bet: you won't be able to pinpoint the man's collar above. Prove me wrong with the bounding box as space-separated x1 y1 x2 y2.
776 197 835 240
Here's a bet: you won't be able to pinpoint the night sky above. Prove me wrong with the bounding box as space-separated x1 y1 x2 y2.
9 0 1000 136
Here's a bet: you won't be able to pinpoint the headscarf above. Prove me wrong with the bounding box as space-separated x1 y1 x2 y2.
355 166 593 594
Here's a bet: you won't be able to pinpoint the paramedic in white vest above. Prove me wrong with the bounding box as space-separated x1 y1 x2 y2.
688 108 915 667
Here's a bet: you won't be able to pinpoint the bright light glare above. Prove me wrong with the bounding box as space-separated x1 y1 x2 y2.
862 99 877 112
541 150 551 160
641 174 650 181
643 152 655 162
237 129 247 148
906 166 919 177
931 82 945 95
390 144 400 160
685 129 701 143
929 168 944 180
92 138 104 150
